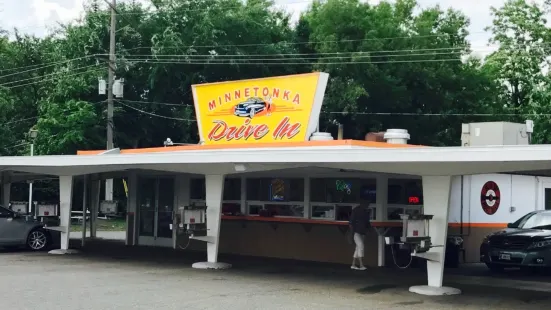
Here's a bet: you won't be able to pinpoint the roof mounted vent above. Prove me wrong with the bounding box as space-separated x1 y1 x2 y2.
384 129 410 144
310 132 334 141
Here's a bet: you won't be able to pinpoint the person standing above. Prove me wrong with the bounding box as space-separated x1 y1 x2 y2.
349 202 372 270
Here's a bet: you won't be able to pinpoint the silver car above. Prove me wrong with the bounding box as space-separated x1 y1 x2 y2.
0 206 53 251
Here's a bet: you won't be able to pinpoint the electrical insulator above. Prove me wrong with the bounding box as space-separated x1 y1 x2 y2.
98 78 106 95
113 78 125 98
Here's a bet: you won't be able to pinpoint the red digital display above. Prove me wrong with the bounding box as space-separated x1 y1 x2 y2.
408 196 420 204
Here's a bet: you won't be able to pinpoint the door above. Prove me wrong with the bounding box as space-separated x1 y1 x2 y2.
0 206 28 245
137 177 174 247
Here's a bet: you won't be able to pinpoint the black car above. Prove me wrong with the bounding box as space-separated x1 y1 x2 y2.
233 97 266 118
480 210 551 271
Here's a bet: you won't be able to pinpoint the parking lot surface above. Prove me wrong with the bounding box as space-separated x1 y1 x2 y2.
2 239 551 310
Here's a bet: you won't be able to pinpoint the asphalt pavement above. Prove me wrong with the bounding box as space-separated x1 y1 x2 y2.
1 237 551 310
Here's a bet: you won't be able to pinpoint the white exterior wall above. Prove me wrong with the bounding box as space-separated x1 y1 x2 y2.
448 174 551 225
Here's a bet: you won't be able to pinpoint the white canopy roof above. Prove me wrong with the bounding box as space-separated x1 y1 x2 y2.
1 142 551 177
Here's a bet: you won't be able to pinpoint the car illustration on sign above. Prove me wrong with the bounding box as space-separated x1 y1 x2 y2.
234 97 267 118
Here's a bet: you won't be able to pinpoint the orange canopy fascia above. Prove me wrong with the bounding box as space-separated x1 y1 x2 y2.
77 139 426 155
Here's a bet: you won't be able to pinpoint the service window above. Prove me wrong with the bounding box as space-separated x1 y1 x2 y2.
190 178 206 200
310 178 376 204
223 178 241 201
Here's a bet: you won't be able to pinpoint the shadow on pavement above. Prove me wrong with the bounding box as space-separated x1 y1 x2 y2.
66 238 551 307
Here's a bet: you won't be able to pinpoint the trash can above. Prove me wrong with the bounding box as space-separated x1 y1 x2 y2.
445 236 463 268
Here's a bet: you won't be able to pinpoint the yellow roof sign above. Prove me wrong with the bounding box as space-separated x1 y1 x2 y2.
192 72 329 145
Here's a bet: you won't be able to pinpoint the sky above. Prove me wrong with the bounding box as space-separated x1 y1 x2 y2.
0 0 546 57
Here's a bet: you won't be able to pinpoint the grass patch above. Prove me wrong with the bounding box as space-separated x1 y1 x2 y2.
71 218 127 232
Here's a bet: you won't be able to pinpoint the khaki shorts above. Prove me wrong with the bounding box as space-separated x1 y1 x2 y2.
353 233 365 258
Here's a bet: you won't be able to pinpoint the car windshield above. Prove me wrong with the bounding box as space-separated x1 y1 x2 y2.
512 212 551 230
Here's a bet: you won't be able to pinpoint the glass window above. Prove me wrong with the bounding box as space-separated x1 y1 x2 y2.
310 178 375 203
336 205 354 221
223 178 241 201
387 179 423 205
545 188 551 210
0 206 13 218
265 204 304 217
222 202 241 215
518 212 551 230
190 178 206 200
247 178 304 201
311 205 335 219
248 204 263 215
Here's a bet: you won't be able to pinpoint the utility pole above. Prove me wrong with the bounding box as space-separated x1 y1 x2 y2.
106 0 116 201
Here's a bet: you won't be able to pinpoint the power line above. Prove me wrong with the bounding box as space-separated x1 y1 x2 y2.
115 99 186 107
0 64 100 87
123 32 490 51
5 67 104 89
125 58 463 65
118 101 196 122
325 111 549 117
0 55 98 76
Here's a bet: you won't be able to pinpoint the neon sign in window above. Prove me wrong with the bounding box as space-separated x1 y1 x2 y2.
408 196 421 204
270 179 285 201
335 180 352 195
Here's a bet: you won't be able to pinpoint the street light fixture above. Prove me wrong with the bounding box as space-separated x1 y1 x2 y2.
28 128 38 217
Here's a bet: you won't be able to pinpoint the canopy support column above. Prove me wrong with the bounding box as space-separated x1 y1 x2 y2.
410 175 460 296
49 176 79 255
192 174 231 270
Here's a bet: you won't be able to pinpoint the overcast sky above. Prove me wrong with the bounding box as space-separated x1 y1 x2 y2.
0 0 546 56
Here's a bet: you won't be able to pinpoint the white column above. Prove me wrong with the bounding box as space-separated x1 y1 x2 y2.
240 176 246 215
304 177 310 219
90 179 100 238
192 174 231 269
2 182 11 209
375 175 388 267
59 175 73 251
409 175 460 296
126 172 138 246
206 174 224 263
81 176 88 247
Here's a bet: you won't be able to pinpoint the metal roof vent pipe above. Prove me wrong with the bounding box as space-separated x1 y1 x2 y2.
310 132 334 141
383 129 410 144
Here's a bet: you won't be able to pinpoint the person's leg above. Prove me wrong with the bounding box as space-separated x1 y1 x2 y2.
356 233 366 270
352 233 363 269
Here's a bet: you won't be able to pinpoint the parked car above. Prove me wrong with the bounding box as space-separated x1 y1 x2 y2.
480 210 551 271
234 97 266 118
0 205 54 251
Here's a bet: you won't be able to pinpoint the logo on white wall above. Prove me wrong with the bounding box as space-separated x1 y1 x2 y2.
481 181 501 215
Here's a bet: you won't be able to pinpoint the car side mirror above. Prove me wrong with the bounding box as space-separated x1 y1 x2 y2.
506 223 513 228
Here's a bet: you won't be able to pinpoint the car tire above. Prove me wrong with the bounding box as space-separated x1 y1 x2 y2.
485 263 504 273
26 229 50 251
249 108 255 118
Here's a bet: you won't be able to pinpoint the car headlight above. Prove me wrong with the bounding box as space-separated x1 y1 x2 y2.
528 240 551 249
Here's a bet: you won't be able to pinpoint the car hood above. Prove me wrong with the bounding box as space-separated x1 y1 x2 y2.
489 228 551 239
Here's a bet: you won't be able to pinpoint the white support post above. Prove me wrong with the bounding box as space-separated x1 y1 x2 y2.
304 177 310 219
49 176 79 254
409 175 460 296
126 172 138 246
173 174 190 248
81 176 88 247
375 175 388 267
2 182 11 210
240 176 246 215
90 179 100 238
191 174 231 269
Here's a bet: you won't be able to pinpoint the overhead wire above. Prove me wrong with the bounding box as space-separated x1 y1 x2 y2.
117 101 196 122
5 67 104 89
